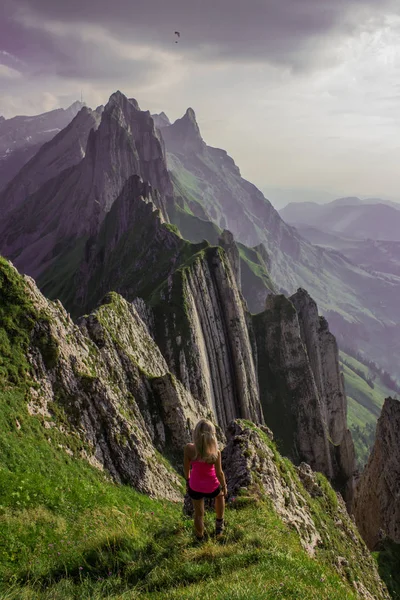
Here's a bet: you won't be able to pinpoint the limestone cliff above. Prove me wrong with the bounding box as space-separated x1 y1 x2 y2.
252 292 355 499
354 397 400 549
149 246 263 430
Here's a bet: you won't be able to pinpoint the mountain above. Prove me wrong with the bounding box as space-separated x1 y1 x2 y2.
160 109 400 381
0 92 172 279
152 111 171 129
0 86 356 495
0 105 103 217
293 225 400 279
280 198 400 241
0 90 398 597
0 256 390 599
0 101 84 192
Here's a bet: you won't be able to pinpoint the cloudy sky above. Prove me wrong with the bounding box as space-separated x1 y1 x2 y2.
1 0 400 203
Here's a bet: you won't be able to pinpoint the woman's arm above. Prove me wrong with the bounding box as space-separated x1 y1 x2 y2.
215 451 227 495
183 444 191 481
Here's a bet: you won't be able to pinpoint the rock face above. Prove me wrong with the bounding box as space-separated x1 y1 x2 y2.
222 421 321 555
218 229 241 290
221 421 389 600
252 292 355 499
150 246 263 430
291 289 355 492
354 397 400 549
161 108 205 155
252 295 332 473
0 101 84 191
0 106 102 216
20 266 211 500
152 112 171 129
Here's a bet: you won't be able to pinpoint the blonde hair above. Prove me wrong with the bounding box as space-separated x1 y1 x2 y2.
193 419 218 463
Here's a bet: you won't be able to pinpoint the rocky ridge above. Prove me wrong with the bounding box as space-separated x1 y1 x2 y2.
19 263 211 500
221 421 389 600
354 397 400 549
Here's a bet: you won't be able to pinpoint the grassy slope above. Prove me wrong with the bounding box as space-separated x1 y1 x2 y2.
0 256 383 600
340 351 396 467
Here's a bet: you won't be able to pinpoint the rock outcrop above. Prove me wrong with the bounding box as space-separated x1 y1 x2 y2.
252 295 333 473
43 174 183 317
354 397 400 549
152 112 171 129
252 292 355 499
161 108 205 155
218 229 241 290
291 289 355 494
222 421 321 555
150 246 263 430
221 421 389 600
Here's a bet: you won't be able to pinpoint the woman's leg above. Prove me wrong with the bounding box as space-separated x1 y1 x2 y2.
192 498 205 538
215 490 225 536
215 490 225 520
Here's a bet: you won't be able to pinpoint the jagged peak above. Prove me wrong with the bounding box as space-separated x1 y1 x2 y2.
184 107 197 121
105 91 140 113
128 98 140 110
152 112 171 128
161 106 204 154
66 100 85 113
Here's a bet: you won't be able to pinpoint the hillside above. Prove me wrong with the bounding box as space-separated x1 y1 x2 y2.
294 225 400 279
0 259 389 598
280 199 400 242
339 351 399 468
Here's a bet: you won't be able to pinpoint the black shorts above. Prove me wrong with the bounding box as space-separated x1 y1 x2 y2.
188 484 221 500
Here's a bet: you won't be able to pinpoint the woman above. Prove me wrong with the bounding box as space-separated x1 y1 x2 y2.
184 419 227 540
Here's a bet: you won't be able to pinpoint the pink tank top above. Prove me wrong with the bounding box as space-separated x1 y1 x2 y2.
189 459 220 493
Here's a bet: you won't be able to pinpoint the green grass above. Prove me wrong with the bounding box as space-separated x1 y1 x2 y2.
340 351 396 467
374 540 400 600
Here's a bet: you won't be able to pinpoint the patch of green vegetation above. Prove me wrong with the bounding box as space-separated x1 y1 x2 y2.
340 351 395 467
168 202 221 245
375 539 400 599
0 257 36 387
238 243 276 313
38 237 88 310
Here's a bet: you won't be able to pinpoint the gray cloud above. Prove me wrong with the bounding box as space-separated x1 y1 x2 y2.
2 0 399 76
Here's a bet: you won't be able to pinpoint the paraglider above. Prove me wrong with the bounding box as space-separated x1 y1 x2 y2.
174 31 180 43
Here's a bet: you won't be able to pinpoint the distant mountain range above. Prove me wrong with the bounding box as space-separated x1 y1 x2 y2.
280 197 400 242
0 101 84 192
